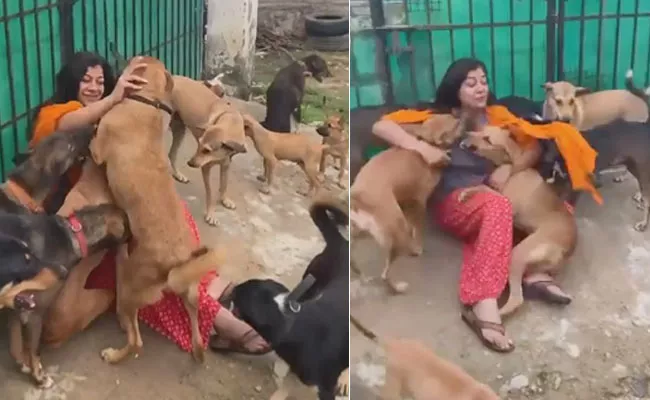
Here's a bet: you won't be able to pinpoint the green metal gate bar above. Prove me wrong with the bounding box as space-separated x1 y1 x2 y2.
0 0 205 181
350 0 650 109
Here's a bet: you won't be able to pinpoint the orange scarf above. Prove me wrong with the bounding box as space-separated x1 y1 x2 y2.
382 105 602 204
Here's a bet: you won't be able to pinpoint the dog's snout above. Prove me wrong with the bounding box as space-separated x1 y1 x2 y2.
187 159 198 168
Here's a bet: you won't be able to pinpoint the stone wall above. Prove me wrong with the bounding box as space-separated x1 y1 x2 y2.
258 0 349 37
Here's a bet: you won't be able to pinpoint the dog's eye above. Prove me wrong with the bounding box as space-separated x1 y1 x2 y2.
568 99 574 105
201 148 211 154
555 99 562 105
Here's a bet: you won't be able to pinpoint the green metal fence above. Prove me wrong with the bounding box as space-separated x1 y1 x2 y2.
0 0 205 180
350 0 650 109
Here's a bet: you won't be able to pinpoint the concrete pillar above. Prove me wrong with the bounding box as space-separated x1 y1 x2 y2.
204 0 258 100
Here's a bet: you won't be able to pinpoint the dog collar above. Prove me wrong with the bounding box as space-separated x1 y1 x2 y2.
67 214 88 258
285 274 316 313
4 180 43 213
127 94 174 115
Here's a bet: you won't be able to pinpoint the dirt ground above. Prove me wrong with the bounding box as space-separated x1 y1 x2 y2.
0 49 349 400
350 170 650 399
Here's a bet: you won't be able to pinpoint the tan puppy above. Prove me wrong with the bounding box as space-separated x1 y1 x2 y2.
90 56 224 364
459 127 577 316
168 75 247 226
349 114 462 294
351 316 500 400
316 114 348 189
241 113 327 196
542 70 649 131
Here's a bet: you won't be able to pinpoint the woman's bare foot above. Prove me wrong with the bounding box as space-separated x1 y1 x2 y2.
469 299 514 352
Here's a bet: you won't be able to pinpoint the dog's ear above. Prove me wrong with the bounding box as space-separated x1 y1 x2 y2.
541 82 553 92
574 86 591 96
164 70 174 93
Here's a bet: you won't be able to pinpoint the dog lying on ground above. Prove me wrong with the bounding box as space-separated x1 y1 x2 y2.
350 114 462 294
350 316 500 400
542 70 650 131
316 114 349 189
459 127 577 316
242 113 327 196
4 203 130 388
262 53 332 133
230 272 349 400
168 75 248 225
90 55 224 364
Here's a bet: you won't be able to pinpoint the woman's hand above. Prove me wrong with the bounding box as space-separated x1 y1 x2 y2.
108 58 149 104
488 164 512 191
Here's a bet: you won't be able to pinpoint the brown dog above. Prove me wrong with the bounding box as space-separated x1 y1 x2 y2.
459 127 577 316
316 114 349 189
351 316 500 400
168 75 247 226
542 71 649 131
241 113 327 196
90 56 224 364
349 114 463 294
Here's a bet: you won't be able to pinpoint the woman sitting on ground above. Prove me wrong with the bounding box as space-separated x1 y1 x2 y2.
28 51 268 355
372 58 581 353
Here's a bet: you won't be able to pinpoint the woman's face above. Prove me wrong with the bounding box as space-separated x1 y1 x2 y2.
78 65 105 105
458 67 489 110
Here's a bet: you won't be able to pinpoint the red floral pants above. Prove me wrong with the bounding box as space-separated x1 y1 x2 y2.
434 189 513 305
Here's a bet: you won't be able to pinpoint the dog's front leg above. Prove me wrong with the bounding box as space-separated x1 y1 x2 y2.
218 158 236 210
8 313 28 372
100 302 142 364
258 158 276 194
26 316 53 388
169 116 191 183
201 163 219 226
404 203 426 257
337 153 348 189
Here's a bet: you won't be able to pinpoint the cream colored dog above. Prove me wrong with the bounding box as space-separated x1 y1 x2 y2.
351 316 500 400
168 75 247 226
542 70 650 131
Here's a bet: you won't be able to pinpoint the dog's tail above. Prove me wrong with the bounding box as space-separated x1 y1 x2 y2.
625 69 650 102
167 247 224 294
350 315 380 344
310 192 349 246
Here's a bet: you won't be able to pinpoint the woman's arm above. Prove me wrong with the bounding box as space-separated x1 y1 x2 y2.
56 95 119 132
372 119 450 166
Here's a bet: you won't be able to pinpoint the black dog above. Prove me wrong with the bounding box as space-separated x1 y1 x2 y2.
231 274 348 400
1 127 95 215
300 194 348 301
262 54 332 133
2 203 130 388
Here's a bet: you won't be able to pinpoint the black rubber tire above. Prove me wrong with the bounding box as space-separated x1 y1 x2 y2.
304 13 349 37
306 34 349 52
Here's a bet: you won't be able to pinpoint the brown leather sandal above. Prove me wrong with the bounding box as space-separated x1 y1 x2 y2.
461 307 515 353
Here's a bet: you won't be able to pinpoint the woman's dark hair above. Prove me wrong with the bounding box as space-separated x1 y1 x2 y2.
431 57 496 112
29 52 116 139
51 51 116 103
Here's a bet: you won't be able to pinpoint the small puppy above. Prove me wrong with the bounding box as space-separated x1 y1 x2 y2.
459 127 577 316
316 114 348 189
169 75 248 225
231 275 349 400
3 204 130 388
542 70 649 131
262 54 332 133
349 114 462 294
242 113 327 196
350 316 500 400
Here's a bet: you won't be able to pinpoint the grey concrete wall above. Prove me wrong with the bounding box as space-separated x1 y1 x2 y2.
258 0 349 37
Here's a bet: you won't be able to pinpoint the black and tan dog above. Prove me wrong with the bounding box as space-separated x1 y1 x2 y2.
262 53 332 133
3 203 130 388
0 127 95 216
